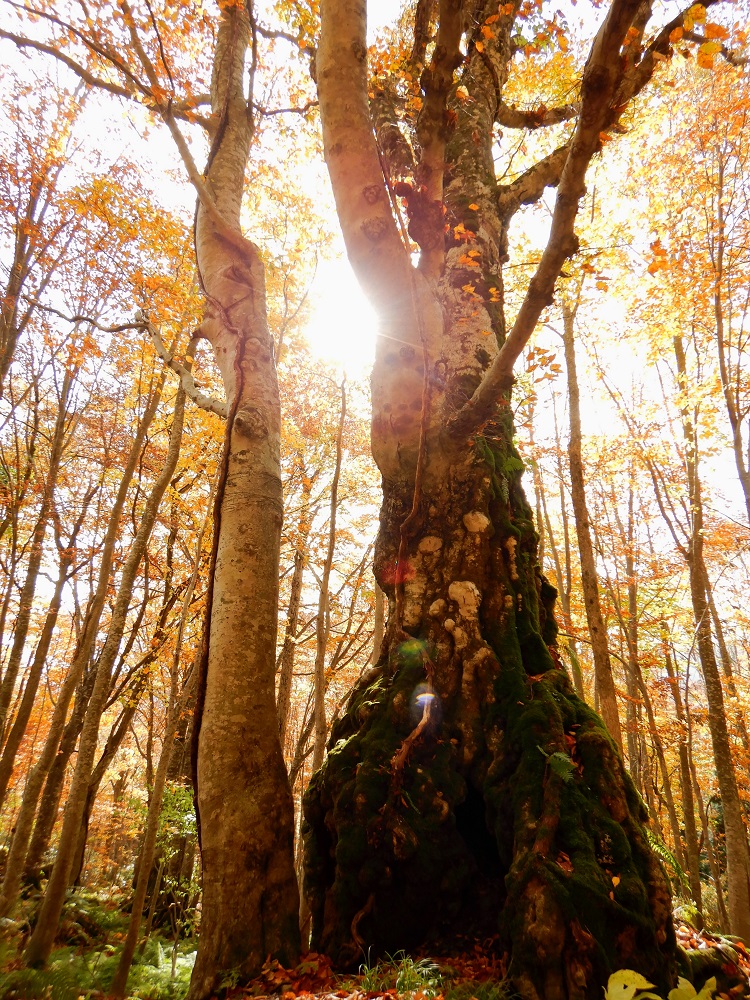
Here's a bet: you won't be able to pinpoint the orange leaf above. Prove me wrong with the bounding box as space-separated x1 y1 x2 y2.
705 21 729 39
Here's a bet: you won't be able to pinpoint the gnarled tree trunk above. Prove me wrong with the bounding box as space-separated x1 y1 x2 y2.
304 3 683 998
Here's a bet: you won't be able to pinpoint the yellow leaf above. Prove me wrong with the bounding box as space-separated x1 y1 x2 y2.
605 970 656 1000
699 39 722 54
468 203 479 210
669 26 683 42
461 284 476 293
481 25 493 38
456 85 470 102
687 3 707 23
612 874 621 886
475 40 485 52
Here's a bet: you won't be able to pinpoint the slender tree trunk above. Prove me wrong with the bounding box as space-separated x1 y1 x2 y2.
0 379 164 919
277 472 314 748
707 588 750 756
187 6 299 993
539 433 585 699
111 655 198 998
23 668 96 883
562 303 622 750
25 384 186 964
70 557 184 884
0 534 75 806
672 333 750 940
662 630 702 924
70 673 149 886
711 162 750 525
312 381 346 771
688 728 729 930
0 369 73 739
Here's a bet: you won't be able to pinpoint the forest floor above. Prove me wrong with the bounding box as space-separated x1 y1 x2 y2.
231 923 750 1000
0 894 748 1000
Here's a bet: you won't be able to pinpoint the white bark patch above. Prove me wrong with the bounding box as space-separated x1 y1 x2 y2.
505 536 519 581
448 580 482 619
418 536 443 553
451 625 468 651
461 647 493 699
402 574 427 629
463 511 491 533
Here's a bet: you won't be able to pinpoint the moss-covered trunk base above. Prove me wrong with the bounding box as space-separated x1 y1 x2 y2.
303 428 676 1000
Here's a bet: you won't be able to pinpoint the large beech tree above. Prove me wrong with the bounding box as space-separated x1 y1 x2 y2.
303 3 740 999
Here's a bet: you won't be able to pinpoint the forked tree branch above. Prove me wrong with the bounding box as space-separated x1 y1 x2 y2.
445 0 650 444
446 0 738 444
496 143 571 218
496 100 580 129
144 319 228 419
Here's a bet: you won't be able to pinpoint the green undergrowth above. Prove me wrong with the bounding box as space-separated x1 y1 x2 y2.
341 952 513 1000
0 937 196 1000
357 953 446 996
0 892 195 1000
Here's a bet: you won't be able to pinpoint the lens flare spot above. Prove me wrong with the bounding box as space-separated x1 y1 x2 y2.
410 682 442 726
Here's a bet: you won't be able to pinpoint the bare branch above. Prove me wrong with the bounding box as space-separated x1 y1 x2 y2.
0 28 211 125
496 100 580 129
27 299 227 417
254 23 302 48
0 29 133 100
446 0 647 444
496 143 571 217
258 99 318 118
145 321 228 419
